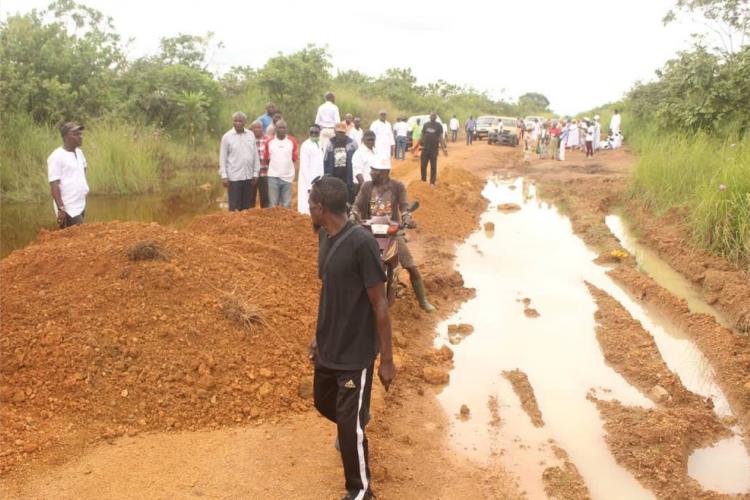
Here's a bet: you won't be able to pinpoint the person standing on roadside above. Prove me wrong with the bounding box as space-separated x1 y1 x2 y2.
219 112 261 211
419 112 448 187
48 121 89 228
393 117 410 160
593 115 602 151
351 130 377 199
585 119 595 158
609 109 622 135
449 115 460 143
348 116 364 146
256 102 276 135
316 91 341 150
308 175 396 500
298 125 325 215
411 118 423 156
250 120 270 208
324 122 358 201
465 116 476 145
264 120 299 208
369 110 395 159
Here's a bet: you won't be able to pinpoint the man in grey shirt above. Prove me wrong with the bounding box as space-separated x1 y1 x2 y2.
219 111 261 211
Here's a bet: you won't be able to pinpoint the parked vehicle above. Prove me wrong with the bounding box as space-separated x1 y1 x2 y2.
474 116 499 140
359 201 420 305
488 116 520 146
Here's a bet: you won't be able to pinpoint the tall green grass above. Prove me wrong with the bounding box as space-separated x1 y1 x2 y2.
0 115 217 202
631 126 750 268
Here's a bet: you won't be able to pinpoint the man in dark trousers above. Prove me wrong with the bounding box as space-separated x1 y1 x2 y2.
308 176 396 500
419 112 448 187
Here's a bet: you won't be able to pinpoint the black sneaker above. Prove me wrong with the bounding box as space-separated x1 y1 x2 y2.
341 490 373 500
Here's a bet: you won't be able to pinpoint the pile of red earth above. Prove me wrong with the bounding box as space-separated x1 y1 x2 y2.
0 208 319 474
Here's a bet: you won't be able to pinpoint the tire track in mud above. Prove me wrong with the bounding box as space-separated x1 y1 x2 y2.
586 283 733 498
607 265 750 451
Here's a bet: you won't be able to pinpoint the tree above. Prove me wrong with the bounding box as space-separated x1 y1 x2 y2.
158 32 223 70
176 91 209 147
664 0 749 53
257 44 332 133
517 93 550 114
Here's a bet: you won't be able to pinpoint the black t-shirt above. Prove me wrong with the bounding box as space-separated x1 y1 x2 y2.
316 222 386 370
421 121 444 154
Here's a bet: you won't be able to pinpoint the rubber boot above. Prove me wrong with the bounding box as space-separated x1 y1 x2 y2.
411 278 436 313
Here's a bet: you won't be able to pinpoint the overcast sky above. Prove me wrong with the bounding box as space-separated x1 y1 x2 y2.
3 0 701 115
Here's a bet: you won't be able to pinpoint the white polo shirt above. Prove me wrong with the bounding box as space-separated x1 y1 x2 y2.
351 145 378 184
369 120 395 158
264 135 299 183
315 101 341 129
47 146 89 217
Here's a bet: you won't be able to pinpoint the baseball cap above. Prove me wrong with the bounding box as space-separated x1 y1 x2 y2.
369 157 391 171
334 122 347 132
60 122 84 137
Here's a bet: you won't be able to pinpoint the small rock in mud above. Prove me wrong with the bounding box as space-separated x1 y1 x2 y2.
436 345 454 361
459 404 471 419
524 308 540 318
298 379 313 399
392 331 408 348
447 324 459 334
521 298 531 306
457 323 474 335
484 222 495 232
126 240 167 261
422 367 449 385
648 384 671 403
497 203 521 212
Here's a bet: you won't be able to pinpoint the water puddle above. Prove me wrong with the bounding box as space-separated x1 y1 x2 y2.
435 176 749 497
605 213 731 329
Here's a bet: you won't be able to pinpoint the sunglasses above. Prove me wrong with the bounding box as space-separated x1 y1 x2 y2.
309 131 320 136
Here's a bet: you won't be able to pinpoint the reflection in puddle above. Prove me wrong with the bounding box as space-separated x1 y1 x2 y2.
688 432 750 494
436 177 748 498
605 213 731 329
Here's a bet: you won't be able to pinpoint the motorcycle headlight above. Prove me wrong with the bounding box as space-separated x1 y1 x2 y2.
371 223 390 235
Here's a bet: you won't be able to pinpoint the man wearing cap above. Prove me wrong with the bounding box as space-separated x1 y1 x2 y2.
220 111 261 211
352 158 436 312
324 122 358 202
369 111 395 160
316 92 341 151
48 122 89 228
298 125 325 215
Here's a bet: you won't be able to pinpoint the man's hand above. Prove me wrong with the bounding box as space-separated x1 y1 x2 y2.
56 208 66 228
222 179 229 188
378 357 396 391
308 337 317 363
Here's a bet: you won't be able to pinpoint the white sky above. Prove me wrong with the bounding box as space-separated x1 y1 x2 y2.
2 0 701 115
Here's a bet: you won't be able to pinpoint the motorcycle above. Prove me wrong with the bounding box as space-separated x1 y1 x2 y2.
359 201 420 305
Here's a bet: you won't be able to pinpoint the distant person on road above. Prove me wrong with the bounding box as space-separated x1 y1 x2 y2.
449 115 460 142
219 112 261 211
411 118 423 156
250 120 270 208
324 122 358 202
256 103 277 135
48 121 89 228
351 130 377 198
316 91 341 150
609 109 622 135
420 112 448 187
465 116 476 145
393 117 410 160
298 125 325 215
549 121 561 161
593 115 602 151
348 116 364 146
352 158 436 312
264 120 299 208
585 119 595 158
308 175 396 500
369 110 395 159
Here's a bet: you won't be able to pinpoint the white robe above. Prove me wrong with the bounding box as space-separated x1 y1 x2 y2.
593 122 602 150
297 139 324 215
567 123 580 147
370 120 395 159
610 114 621 134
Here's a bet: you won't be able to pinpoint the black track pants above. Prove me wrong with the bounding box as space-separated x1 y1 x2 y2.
314 362 374 496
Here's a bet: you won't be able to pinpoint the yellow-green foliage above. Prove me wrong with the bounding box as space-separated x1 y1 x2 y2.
631 127 750 268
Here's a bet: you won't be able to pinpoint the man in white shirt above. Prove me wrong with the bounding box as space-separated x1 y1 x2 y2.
449 115 460 142
392 117 410 160
610 109 622 135
298 125 325 215
219 111 261 211
264 120 299 208
593 115 602 150
370 110 395 159
347 116 364 146
351 130 377 199
48 122 89 228
315 91 341 150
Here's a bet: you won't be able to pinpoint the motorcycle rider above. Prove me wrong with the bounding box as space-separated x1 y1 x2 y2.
351 157 436 313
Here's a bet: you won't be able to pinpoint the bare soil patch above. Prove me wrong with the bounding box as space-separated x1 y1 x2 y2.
502 369 545 427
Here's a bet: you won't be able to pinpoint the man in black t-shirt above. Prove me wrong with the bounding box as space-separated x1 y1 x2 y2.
308 176 396 500
419 112 448 187
324 122 358 202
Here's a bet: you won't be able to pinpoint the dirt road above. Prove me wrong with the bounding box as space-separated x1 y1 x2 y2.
2 140 749 499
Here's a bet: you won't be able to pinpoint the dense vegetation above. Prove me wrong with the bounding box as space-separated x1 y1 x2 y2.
0 0 550 202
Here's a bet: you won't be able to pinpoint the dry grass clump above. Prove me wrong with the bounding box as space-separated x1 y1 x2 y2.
219 290 267 334
127 240 168 261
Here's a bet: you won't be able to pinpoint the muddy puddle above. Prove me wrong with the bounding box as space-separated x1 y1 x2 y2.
435 177 750 498
605 212 732 329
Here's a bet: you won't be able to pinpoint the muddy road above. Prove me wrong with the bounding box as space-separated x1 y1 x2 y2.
2 141 749 499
